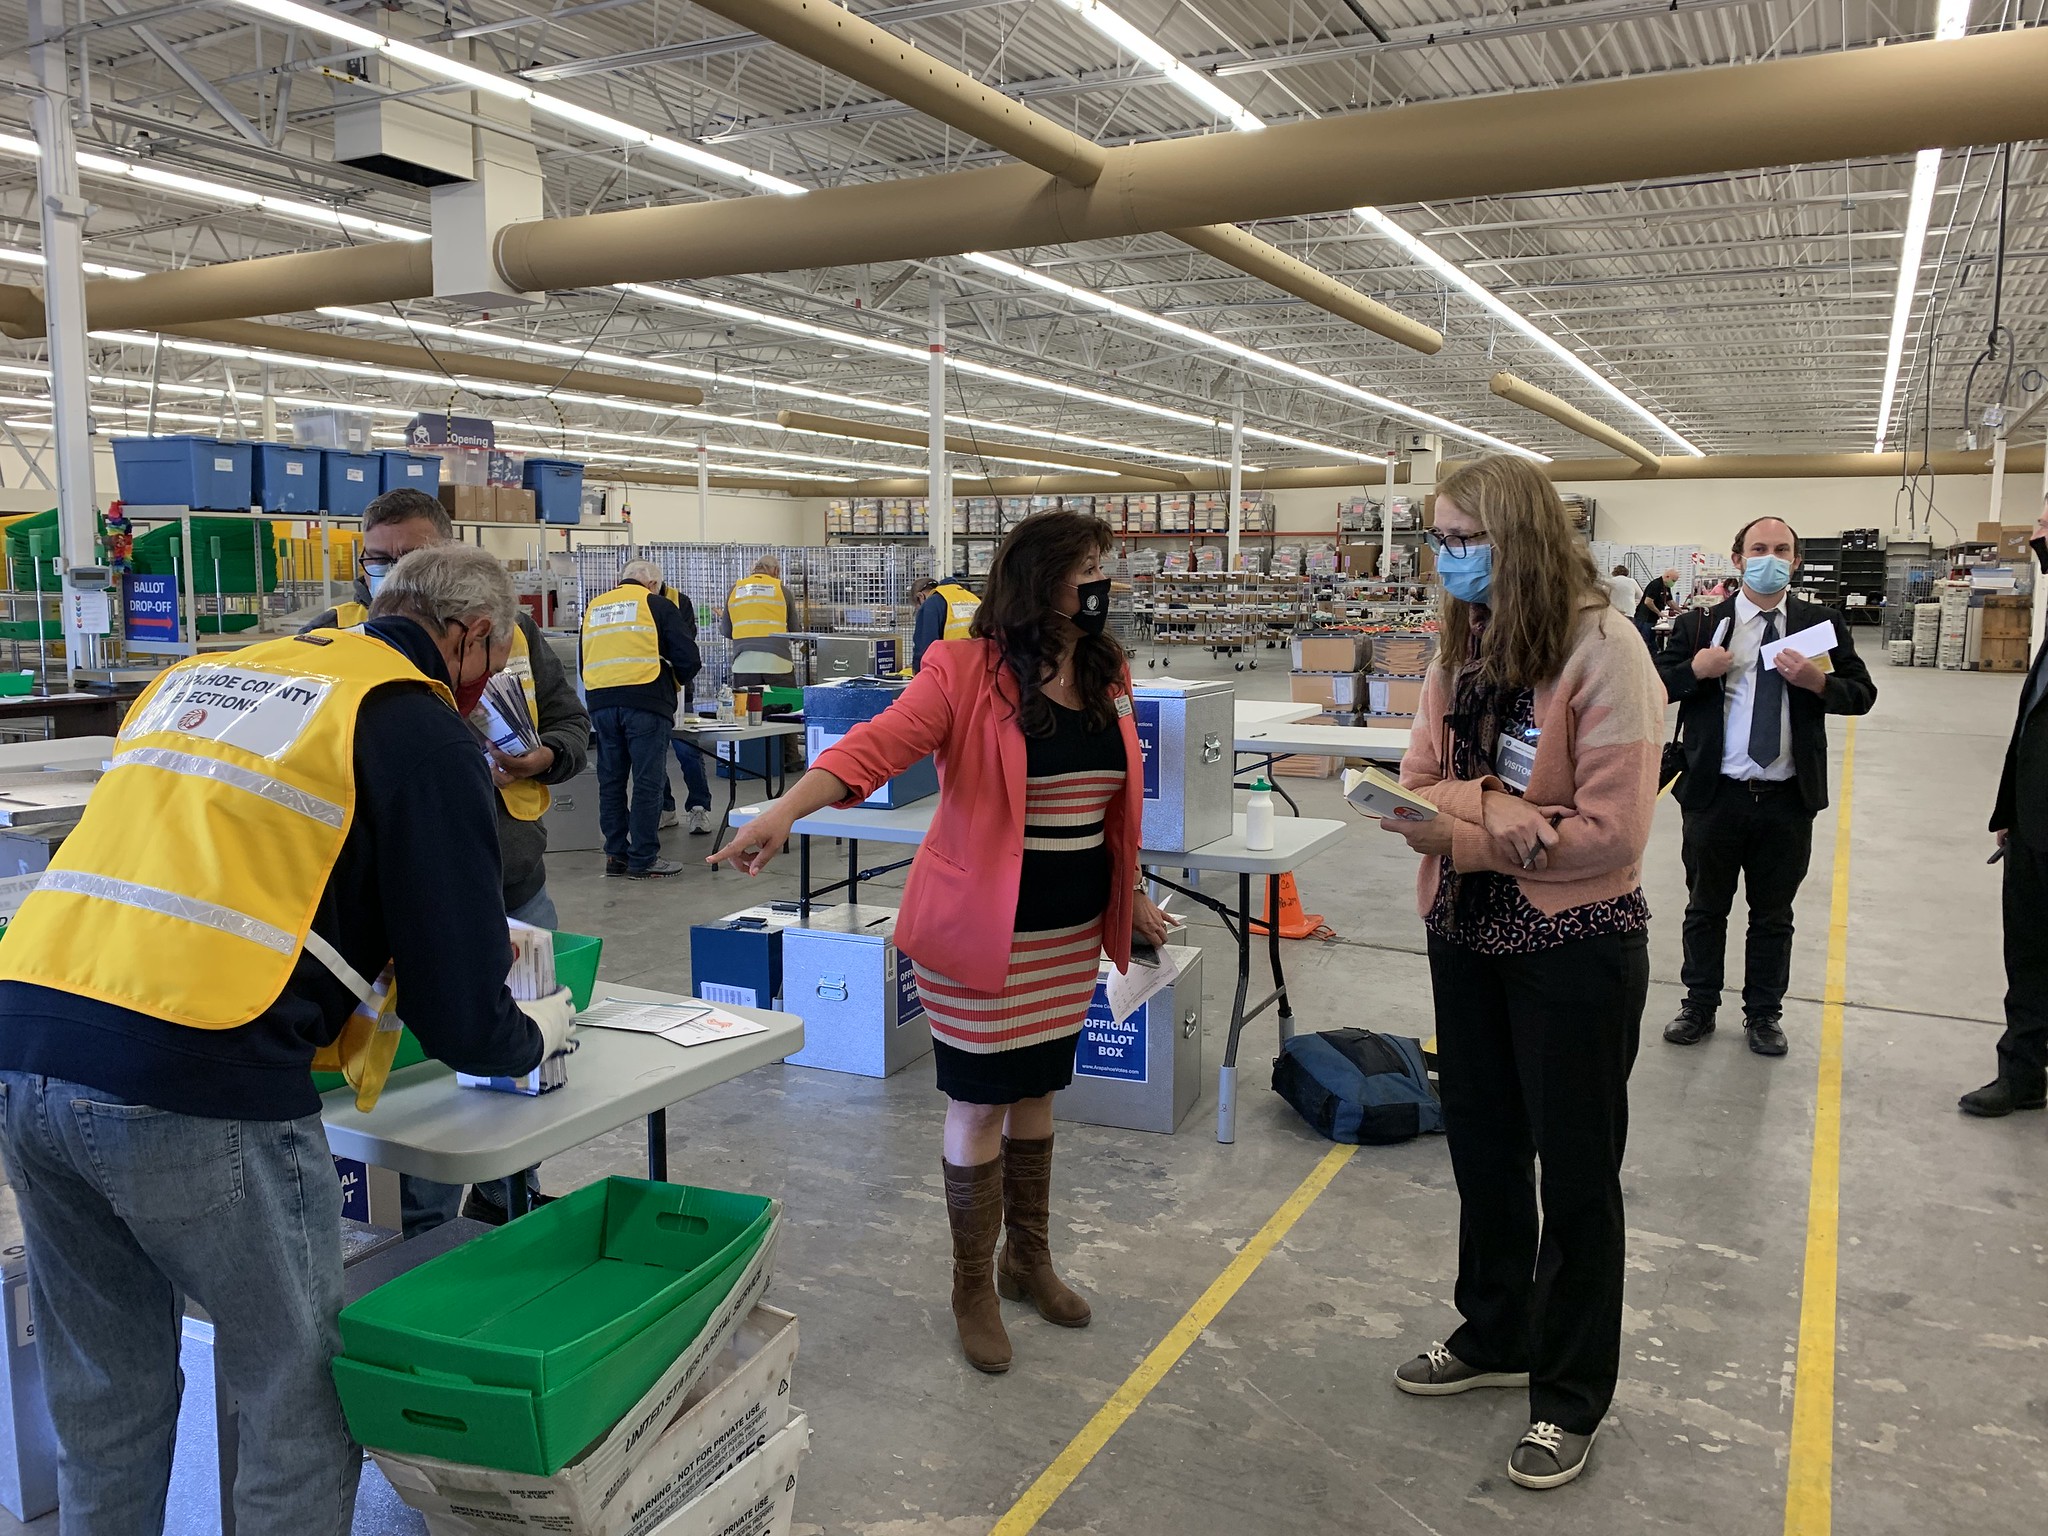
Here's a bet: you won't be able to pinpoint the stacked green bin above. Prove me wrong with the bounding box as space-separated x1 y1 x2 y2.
4 509 60 594
129 519 279 634
332 1179 777 1474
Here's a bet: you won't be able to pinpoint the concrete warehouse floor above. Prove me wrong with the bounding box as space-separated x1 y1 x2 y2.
0 649 2043 1536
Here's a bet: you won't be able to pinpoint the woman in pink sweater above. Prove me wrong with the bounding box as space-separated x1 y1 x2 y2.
711 510 1170 1375
1379 456 1665 1491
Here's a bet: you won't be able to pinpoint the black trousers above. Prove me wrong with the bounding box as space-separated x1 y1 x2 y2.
1428 928 1648 1435
1998 840 2048 1082
1679 776 1816 1017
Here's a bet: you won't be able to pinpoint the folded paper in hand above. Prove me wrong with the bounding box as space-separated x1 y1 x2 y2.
1343 765 1437 822
477 672 542 756
1761 620 1837 674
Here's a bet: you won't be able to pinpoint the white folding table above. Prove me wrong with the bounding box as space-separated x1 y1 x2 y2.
728 801 1346 1142
672 720 805 854
1234 720 1408 813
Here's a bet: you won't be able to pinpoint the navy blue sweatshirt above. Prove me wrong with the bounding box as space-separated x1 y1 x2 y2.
0 617 544 1120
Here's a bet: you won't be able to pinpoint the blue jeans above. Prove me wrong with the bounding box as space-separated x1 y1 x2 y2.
0 1073 358 1535
401 885 556 1236
665 739 712 813
592 706 672 870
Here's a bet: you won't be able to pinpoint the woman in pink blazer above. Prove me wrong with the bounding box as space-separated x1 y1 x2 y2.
712 510 1169 1374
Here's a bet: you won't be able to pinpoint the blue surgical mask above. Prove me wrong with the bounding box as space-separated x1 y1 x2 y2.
1742 554 1793 595
1437 544 1493 607
364 568 387 599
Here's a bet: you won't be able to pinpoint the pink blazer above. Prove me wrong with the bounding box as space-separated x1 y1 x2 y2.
810 638 1143 994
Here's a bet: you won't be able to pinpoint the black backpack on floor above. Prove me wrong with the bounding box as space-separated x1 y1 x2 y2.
1272 1029 1443 1145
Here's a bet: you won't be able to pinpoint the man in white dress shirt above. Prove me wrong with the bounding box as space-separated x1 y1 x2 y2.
1654 518 1878 1056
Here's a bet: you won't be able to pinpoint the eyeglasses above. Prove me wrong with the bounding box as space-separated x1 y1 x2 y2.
1425 528 1490 557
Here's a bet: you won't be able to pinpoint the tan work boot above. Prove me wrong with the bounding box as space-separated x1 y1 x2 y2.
995 1135 1092 1328
943 1156 1011 1373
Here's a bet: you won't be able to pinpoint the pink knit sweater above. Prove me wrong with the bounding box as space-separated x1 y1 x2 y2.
1398 604 1666 919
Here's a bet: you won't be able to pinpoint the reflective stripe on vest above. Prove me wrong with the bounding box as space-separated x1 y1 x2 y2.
581 583 660 686
726 576 787 640
935 583 979 641
492 626 550 822
0 629 453 1033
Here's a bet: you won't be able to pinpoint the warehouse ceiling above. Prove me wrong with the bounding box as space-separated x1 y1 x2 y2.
0 0 2042 490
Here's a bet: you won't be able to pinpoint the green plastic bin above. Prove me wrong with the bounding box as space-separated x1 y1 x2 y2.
552 931 602 1010
332 1214 772 1474
130 518 279 594
334 1179 775 1472
5 510 60 591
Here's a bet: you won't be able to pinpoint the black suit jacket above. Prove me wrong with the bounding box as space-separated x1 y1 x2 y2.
1992 643 2048 849
1657 595 1877 815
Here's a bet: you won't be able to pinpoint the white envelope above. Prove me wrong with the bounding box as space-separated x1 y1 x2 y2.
1762 620 1837 673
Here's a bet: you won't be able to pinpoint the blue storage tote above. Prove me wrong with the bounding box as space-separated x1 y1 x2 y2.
321 451 379 517
803 679 937 807
522 457 585 525
378 450 441 495
110 436 253 510
250 442 323 513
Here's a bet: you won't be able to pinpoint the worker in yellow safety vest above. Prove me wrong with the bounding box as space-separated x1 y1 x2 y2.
912 575 981 671
0 545 576 1530
722 554 794 690
581 559 701 879
304 486 589 1231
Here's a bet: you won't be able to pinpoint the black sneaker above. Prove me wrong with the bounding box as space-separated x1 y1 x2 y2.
1508 1421 1598 1490
604 858 627 876
1744 1013 1789 1056
1662 1004 1716 1045
460 1187 555 1226
1393 1341 1529 1396
627 858 685 880
1958 1075 2048 1117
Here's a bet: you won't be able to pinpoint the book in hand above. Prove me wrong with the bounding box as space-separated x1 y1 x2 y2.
1342 765 1438 823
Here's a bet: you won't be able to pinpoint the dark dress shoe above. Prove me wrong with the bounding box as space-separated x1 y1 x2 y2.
1663 1004 1716 1045
604 857 627 876
1958 1076 2048 1117
1744 1014 1789 1056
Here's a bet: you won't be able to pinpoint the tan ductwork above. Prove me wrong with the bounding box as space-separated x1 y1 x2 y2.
775 409 1188 485
1489 372 1659 468
688 0 1442 355
3 32 2040 337
1457 447 2048 481
844 462 1400 496
163 318 706 406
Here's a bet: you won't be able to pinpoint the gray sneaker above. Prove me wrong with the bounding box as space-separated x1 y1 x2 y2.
1393 1341 1530 1396
627 858 685 879
1508 1421 1598 1489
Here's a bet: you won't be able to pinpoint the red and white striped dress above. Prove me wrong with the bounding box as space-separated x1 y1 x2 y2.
916 702 1127 1078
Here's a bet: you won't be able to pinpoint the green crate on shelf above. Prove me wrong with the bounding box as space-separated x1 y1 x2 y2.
333 1179 777 1473
129 519 279 595
5 509 60 591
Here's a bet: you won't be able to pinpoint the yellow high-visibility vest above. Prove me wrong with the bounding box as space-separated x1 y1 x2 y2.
332 600 369 628
491 625 550 822
581 583 661 687
934 582 979 640
726 575 788 640
0 629 458 1109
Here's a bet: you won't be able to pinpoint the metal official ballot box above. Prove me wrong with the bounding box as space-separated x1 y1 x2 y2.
1057 946 1204 1135
781 904 933 1078
1132 679 1233 853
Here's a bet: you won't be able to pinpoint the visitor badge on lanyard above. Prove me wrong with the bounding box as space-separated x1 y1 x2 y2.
1494 722 1539 797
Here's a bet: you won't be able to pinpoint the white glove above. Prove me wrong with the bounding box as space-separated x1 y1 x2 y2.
519 986 577 1061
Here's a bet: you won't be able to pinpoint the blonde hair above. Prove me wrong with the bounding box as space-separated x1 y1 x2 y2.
1434 455 1605 689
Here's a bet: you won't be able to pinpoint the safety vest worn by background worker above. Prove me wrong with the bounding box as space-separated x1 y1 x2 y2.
0 629 457 1105
332 600 369 628
934 582 979 641
581 583 661 687
494 626 549 821
726 574 788 639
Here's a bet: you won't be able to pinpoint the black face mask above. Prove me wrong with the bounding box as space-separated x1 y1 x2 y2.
1071 577 1112 636
2032 534 2048 575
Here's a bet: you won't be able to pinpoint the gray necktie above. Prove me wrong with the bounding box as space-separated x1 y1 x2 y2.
1748 612 1783 769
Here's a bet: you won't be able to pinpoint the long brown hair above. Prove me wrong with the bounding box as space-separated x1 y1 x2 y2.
1433 455 1605 688
971 508 1119 736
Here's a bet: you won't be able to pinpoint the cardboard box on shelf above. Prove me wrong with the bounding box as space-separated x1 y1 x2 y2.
437 483 488 522
1339 543 1380 577
1291 633 1372 672
1369 675 1426 716
495 486 536 523
1976 522 2005 545
1288 671 1366 712
1997 527 2035 563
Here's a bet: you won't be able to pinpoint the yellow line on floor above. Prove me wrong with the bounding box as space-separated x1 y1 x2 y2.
1782 719 1857 1536
990 1143 1357 1535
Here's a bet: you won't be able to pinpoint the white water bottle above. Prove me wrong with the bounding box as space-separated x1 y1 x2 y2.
1245 777 1276 851
717 683 735 724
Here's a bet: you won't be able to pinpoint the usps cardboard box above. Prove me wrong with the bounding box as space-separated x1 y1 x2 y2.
374 1227 779 1536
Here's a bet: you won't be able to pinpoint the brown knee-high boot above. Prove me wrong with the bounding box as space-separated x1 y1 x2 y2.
996 1135 1092 1327
943 1156 1011 1373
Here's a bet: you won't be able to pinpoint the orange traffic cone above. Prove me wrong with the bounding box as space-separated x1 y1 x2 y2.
1248 873 1333 941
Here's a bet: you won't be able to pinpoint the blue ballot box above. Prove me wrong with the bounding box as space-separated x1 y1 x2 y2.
802 680 937 808
689 904 803 1009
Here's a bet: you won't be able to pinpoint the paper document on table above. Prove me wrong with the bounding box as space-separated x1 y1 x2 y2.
1105 950 1174 1024
1761 620 1837 674
659 1010 770 1048
578 998 715 1035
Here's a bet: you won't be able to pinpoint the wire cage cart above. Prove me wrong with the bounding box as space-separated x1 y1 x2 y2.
1883 539 1937 643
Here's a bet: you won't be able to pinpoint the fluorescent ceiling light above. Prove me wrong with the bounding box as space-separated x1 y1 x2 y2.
1052 0 1263 133
1350 207 1703 457
215 0 803 197
0 244 144 280
1872 0 1971 453
0 132 426 242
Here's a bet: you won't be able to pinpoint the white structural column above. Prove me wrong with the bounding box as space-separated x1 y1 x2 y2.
1227 390 1243 570
1384 451 1398 576
695 431 709 542
927 278 952 574
30 0 96 684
